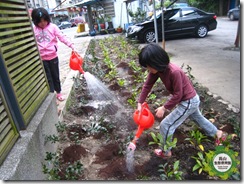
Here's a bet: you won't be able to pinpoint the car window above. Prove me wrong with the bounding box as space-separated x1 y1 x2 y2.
164 9 180 19
182 10 198 17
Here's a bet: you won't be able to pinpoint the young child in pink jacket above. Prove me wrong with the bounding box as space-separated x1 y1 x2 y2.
31 7 74 101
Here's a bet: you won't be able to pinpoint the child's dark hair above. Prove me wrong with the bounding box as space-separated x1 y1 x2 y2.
139 43 170 72
31 7 51 26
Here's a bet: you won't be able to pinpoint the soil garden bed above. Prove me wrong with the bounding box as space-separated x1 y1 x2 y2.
43 35 241 180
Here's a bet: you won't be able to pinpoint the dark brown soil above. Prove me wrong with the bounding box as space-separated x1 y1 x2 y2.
55 35 240 180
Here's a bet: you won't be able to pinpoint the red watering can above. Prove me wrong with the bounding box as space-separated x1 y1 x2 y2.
69 51 84 74
133 102 155 139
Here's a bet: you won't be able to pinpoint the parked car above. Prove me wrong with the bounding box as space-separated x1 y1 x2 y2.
126 7 217 43
58 21 72 29
70 17 85 27
227 5 240 20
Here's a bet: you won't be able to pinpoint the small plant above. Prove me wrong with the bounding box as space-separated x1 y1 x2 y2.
128 7 147 23
148 93 157 101
158 160 183 180
64 161 84 180
55 121 67 133
185 129 211 151
105 69 118 80
42 152 84 180
87 122 108 135
137 174 150 180
127 86 139 108
149 132 177 152
69 131 81 144
227 115 240 137
117 78 125 87
45 135 59 144
42 152 61 180
191 151 207 174
181 63 199 87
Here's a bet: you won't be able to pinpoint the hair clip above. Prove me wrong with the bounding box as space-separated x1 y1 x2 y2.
39 11 42 17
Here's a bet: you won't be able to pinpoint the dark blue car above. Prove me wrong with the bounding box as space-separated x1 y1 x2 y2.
227 5 240 20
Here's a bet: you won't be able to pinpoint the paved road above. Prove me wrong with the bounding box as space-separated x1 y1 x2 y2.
163 17 240 109
57 16 240 111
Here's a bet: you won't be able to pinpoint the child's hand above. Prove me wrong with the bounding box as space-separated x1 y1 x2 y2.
137 103 142 111
155 106 166 118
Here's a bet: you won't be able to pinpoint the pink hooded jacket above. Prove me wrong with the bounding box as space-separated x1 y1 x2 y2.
33 23 74 61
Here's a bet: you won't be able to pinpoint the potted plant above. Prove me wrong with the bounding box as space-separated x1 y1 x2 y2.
97 16 105 29
105 15 113 29
116 26 123 33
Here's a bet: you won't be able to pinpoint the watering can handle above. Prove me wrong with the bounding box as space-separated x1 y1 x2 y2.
72 50 80 57
137 102 148 122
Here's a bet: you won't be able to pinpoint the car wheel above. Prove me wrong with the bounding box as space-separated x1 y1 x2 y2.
143 29 156 43
229 13 235 20
196 24 208 38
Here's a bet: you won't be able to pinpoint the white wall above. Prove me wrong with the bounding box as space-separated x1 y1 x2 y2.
112 0 139 29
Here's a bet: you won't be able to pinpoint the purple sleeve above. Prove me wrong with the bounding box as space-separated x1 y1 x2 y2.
163 71 183 110
138 73 159 103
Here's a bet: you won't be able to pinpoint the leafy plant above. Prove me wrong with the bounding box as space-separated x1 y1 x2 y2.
148 93 157 101
87 122 108 135
127 86 139 108
42 152 61 180
191 151 207 174
185 129 211 151
117 78 125 87
45 135 59 144
227 115 240 137
55 121 67 133
158 160 183 180
69 131 81 144
105 69 117 80
43 152 84 180
149 132 177 152
128 7 147 23
64 161 83 180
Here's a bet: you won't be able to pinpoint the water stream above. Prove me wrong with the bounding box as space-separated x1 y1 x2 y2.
84 72 121 114
83 71 135 173
126 149 135 173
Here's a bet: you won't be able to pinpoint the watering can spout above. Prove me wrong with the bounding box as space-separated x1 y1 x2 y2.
79 67 85 74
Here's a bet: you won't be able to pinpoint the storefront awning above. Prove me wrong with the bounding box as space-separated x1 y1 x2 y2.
74 0 101 6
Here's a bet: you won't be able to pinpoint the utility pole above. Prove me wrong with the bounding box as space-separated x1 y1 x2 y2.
153 0 158 43
234 19 240 47
161 0 165 49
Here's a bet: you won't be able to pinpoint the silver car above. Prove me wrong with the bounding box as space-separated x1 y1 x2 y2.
58 21 72 29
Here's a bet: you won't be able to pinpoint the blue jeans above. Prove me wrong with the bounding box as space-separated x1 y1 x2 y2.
159 94 217 149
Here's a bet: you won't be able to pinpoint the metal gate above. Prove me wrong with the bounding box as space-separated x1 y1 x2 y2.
0 0 49 165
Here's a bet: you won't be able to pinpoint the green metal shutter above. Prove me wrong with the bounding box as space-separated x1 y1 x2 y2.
0 0 49 126
0 86 19 165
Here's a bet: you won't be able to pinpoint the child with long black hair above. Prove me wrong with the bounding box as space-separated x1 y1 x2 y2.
128 43 227 158
31 7 75 101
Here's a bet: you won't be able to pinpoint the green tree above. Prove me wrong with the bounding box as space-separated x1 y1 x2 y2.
187 0 218 13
